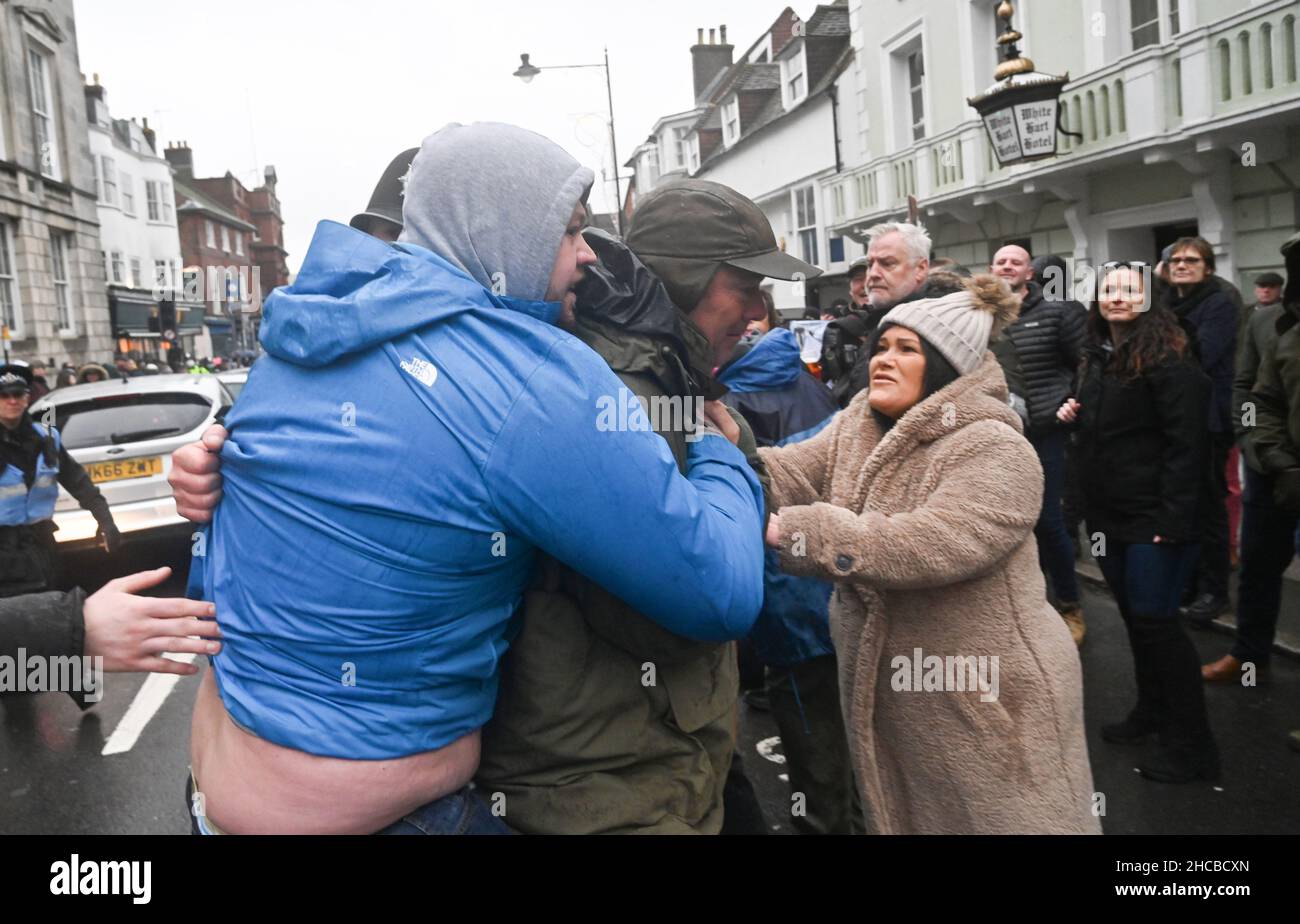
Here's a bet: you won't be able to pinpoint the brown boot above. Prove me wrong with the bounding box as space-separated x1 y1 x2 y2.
1201 654 1242 682
1060 605 1086 647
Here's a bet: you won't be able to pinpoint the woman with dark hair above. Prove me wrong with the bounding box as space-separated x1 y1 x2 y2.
760 275 1098 834
1162 236 1237 623
1059 262 1220 783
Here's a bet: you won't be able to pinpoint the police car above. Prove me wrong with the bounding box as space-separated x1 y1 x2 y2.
29 374 232 548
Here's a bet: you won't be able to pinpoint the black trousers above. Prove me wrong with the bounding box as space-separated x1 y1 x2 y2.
1192 432 1233 600
1231 467 1300 666
766 654 862 835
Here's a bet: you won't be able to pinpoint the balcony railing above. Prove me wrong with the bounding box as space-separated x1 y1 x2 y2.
829 0 1299 230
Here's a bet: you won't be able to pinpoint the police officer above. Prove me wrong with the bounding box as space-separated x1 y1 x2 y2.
0 363 120 597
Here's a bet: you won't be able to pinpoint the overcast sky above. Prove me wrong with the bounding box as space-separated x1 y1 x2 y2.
73 0 789 274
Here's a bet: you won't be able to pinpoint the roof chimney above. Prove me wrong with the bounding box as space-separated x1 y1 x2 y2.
141 116 157 154
720 25 727 44
691 23 734 103
164 140 193 180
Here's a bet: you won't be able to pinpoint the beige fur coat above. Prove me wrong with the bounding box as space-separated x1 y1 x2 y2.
761 353 1100 834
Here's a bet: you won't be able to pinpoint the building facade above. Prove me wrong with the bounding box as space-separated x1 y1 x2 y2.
84 76 203 365
164 142 288 358
0 0 112 365
628 1 1300 311
826 0 1300 293
627 10 863 314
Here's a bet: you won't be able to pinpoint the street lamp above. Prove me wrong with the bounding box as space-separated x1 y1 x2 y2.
967 1 1070 166
513 49 624 236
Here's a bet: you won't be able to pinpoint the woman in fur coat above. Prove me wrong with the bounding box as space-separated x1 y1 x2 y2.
760 275 1100 835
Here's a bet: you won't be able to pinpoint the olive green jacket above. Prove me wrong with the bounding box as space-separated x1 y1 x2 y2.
476 314 766 834
1248 298 1300 511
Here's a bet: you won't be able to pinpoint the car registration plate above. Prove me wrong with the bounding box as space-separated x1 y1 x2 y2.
87 456 163 484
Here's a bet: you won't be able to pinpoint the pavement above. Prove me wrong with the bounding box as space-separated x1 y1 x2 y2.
2 538 1297 835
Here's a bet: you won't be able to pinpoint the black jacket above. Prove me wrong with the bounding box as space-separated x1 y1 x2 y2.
1163 280 1238 434
1073 343 1212 544
0 586 93 708
1002 282 1086 434
819 304 889 407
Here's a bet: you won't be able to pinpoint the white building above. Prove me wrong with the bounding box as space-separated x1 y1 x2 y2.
626 10 862 314
0 0 112 365
824 0 1300 292
84 76 204 363
628 1 1300 310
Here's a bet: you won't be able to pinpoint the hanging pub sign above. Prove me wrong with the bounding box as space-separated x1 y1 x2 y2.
970 72 1069 166
967 0 1069 167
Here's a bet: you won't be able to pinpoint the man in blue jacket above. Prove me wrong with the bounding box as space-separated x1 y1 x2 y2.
179 124 768 834
719 324 861 834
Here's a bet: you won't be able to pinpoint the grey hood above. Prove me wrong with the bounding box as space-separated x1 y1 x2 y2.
399 122 594 301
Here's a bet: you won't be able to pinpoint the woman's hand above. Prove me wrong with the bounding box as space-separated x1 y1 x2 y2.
1057 398 1081 424
765 512 782 549
82 567 221 674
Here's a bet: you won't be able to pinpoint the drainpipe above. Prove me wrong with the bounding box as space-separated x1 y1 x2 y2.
827 85 843 174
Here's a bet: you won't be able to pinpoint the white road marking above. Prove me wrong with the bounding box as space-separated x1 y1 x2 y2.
756 735 786 765
101 653 197 756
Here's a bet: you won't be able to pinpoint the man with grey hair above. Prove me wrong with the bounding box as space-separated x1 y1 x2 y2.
821 221 932 407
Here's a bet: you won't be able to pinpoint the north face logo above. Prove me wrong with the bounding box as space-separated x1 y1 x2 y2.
400 356 438 387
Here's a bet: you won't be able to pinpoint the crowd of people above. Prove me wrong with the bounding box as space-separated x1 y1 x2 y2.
3 118 1297 835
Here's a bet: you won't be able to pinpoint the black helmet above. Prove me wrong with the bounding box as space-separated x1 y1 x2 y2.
350 148 419 237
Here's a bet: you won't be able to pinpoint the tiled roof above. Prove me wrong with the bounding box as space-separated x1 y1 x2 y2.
731 63 781 92
174 179 257 231
805 4 850 37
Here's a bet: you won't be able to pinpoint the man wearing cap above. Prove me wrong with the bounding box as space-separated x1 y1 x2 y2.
350 148 418 242
818 255 872 404
0 363 120 597
475 179 819 834
1205 242 1299 687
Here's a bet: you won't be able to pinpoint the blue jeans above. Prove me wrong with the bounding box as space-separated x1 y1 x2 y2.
1095 541 1200 621
376 785 514 835
1029 430 1080 605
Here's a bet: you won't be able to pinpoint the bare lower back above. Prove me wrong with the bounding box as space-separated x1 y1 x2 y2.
190 670 481 834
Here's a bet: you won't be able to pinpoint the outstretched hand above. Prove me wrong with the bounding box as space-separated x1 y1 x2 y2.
82 567 220 674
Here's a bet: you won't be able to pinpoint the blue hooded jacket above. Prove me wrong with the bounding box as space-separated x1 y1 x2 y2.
192 220 765 760
719 328 837 669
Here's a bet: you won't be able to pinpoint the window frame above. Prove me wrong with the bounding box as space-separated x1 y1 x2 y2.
793 185 819 266
110 250 124 286
782 45 807 108
205 220 216 248
121 170 135 217
0 221 24 339
26 45 61 182
907 49 926 142
50 230 75 334
145 180 161 221
722 96 741 147
100 155 118 206
220 225 230 253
